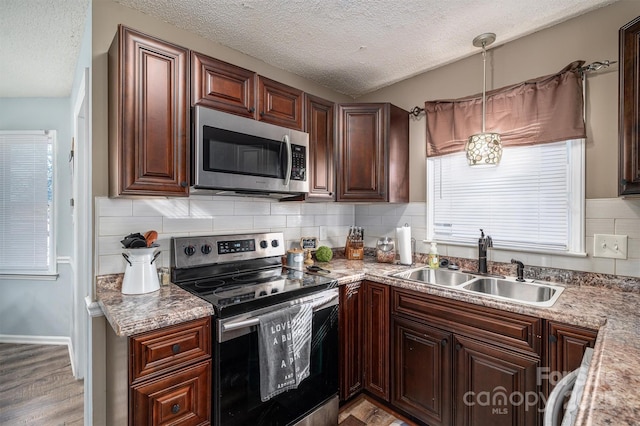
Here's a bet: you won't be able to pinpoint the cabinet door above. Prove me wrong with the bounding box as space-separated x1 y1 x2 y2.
191 51 256 119
392 317 452 426
363 281 390 400
305 94 335 201
545 321 597 397
454 335 539 426
257 76 304 130
108 25 189 196
618 16 640 196
339 282 363 400
131 360 211 426
337 104 387 202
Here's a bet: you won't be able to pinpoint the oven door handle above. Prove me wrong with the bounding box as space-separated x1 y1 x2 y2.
222 292 338 333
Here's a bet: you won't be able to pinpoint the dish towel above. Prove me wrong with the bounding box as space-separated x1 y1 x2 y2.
258 303 312 402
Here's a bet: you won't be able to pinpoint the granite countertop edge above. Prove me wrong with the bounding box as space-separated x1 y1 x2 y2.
96 259 639 425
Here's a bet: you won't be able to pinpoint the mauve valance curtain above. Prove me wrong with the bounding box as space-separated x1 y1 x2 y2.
425 61 587 157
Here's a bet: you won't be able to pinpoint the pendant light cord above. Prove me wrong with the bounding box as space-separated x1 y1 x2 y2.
481 44 487 133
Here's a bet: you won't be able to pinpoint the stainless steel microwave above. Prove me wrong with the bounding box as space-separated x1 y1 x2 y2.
192 105 309 198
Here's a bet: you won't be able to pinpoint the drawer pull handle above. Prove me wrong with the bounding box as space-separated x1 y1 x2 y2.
171 404 180 414
172 344 181 354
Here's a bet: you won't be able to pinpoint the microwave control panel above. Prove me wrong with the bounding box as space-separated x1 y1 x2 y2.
290 144 307 181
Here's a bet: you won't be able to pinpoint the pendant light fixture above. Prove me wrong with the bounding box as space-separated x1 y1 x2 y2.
465 33 502 166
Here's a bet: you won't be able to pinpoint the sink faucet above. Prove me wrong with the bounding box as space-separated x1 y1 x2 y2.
511 259 526 282
478 229 493 274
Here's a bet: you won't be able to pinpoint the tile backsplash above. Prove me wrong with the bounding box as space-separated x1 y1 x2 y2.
96 196 639 278
95 195 355 275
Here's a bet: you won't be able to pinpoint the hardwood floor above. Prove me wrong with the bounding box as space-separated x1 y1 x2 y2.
339 395 418 426
0 343 83 425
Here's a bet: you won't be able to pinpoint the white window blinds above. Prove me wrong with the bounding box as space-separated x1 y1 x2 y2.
427 140 584 253
0 131 56 274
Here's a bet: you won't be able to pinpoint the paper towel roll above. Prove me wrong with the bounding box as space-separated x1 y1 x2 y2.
396 225 412 265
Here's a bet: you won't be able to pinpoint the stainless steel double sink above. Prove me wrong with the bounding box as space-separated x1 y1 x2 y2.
393 267 564 307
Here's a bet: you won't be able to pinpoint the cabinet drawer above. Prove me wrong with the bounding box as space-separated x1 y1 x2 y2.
130 317 211 383
131 360 211 426
392 289 541 356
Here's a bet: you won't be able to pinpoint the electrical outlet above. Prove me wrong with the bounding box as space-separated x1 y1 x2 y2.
593 234 628 259
319 226 327 241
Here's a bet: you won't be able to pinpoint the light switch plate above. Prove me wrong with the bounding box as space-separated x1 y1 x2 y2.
593 234 628 259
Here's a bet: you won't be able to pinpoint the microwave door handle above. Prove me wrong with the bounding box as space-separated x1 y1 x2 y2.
283 134 292 187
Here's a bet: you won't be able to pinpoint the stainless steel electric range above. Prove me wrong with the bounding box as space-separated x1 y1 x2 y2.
171 232 339 426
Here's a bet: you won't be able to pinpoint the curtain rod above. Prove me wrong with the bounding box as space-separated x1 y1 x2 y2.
577 60 617 74
409 59 617 116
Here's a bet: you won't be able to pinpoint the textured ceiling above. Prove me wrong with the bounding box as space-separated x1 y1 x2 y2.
1 0 618 98
0 0 89 98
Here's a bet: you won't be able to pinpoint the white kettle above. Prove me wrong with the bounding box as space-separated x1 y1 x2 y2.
121 247 161 295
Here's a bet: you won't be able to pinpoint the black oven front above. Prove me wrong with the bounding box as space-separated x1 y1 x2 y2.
214 288 339 426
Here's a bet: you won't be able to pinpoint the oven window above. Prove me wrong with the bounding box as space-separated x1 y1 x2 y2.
214 305 338 426
203 126 286 179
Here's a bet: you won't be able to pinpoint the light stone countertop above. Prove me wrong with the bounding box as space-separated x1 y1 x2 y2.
96 257 640 425
96 274 214 337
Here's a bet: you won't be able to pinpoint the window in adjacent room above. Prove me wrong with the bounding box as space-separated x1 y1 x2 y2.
427 138 585 254
0 130 57 275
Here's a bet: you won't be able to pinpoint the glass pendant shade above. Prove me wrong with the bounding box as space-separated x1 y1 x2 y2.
465 132 502 166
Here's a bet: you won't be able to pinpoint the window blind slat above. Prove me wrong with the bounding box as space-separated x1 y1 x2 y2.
0 131 55 273
429 141 577 252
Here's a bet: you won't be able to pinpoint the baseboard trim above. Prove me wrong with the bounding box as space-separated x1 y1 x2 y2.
0 334 76 376
0 334 71 346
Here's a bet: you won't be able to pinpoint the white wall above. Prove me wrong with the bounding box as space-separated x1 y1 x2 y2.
0 97 74 339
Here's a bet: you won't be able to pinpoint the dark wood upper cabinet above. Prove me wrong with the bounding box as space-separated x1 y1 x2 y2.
337 103 409 202
108 25 189 197
305 94 335 201
191 51 256 119
257 76 304 130
619 16 640 196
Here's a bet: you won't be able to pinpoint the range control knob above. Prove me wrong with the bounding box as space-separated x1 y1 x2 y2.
271 239 279 248
271 288 279 294
260 240 269 249
201 244 212 255
259 290 268 297
184 245 196 256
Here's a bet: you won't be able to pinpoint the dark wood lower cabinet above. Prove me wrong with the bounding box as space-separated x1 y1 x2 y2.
131 360 211 426
544 321 597 397
363 281 390 401
339 282 363 400
392 317 452 426
454 335 539 426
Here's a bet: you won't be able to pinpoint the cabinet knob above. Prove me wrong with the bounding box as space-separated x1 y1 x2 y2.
248 107 255 113
549 335 558 343
455 343 462 351
260 111 265 116
441 338 448 346
172 344 181 354
180 181 188 188
171 404 180 414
